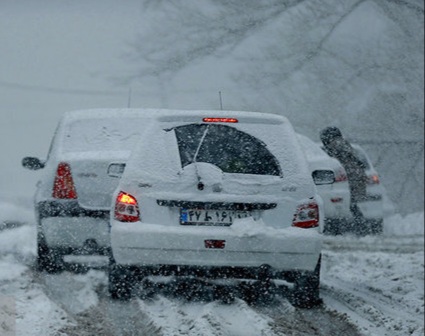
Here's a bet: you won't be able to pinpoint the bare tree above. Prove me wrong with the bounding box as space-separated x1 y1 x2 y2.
126 0 424 214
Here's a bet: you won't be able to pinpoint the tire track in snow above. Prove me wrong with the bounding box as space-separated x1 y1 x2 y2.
321 280 424 336
37 270 154 336
256 297 363 336
105 297 159 336
323 235 424 253
136 296 279 336
321 237 424 336
35 270 118 336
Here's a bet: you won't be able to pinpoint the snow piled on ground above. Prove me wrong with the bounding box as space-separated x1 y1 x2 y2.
323 249 424 336
139 296 277 336
321 211 424 336
0 199 424 335
384 212 424 236
0 197 35 229
0 224 70 336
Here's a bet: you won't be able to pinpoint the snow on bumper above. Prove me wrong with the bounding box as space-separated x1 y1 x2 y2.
111 218 322 273
41 217 110 249
319 189 351 219
357 196 384 219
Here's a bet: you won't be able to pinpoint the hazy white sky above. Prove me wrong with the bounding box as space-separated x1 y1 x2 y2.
0 1 145 198
0 0 423 215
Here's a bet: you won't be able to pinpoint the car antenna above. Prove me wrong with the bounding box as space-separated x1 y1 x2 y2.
127 87 132 108
219 91 223 110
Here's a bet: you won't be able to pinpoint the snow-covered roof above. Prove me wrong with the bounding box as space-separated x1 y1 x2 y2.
61 108 287 125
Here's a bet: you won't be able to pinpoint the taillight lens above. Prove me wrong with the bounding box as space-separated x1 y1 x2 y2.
202 117 238 123
292 202 319 228
52 162 77 199
334 167 348 182
114 191 140 222
367 174 380 185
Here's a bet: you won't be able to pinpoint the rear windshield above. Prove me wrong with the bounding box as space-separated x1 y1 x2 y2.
173 124 281 176
62 119 146 153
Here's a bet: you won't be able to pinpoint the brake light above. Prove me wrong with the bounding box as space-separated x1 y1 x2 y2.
202 117 238 123
368 174 380 185
292 202 319 228
334 167 348 182
52 162 77 199
114 191 140 222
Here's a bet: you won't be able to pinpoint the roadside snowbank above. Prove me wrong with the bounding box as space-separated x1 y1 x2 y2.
384 212 424 236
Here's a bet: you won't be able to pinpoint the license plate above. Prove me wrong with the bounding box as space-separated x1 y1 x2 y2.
180 209 251 226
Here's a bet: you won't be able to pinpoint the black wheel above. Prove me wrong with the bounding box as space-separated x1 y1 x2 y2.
290 255 322 309
237 282 260 305
36 232 64 273
237 266 277 305
369 219 384 235
212 284 235 304
352 217 369 236
324 219 347 235
139 277 159 300
108 261 134 300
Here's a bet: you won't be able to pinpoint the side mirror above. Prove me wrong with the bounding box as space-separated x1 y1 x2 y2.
312 170 335 185
22 157 45 170
107 163 126 178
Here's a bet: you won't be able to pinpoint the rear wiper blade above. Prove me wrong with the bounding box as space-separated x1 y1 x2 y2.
192 124 210 164
192 125 210 190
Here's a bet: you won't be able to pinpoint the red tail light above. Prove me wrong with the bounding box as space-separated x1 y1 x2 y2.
292 201 319 228
367 174 380 185
114 191 140 222
334 167 348 182
202 117 238 123
52 162 77 199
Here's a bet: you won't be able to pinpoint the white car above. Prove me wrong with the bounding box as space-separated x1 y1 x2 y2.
297 134 351 234
109 109 324 307
350 144 385 234
22 109 155 272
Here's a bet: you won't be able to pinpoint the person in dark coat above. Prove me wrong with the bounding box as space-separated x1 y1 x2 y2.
320 126 368 227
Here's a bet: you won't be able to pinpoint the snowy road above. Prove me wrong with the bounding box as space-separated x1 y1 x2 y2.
0 202 423 336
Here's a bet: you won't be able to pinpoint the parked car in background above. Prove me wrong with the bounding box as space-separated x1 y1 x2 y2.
22 109 156 272
350 144 385 234
109 109 324 308
297 134 351 235
316 141 386 235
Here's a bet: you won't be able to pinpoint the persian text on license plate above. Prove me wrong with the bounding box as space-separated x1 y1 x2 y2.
180 209 251 226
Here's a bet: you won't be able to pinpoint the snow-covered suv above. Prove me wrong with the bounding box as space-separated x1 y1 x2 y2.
108 109 324 308
22 109 154 272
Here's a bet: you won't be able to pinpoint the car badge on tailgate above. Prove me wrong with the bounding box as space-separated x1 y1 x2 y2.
204 240 226 249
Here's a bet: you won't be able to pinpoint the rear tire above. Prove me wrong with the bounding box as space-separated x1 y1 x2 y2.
369 219 384 235
290 255 322 309
108 262 133 300
212 284 235 304
324 219 348 235
36 232 64 273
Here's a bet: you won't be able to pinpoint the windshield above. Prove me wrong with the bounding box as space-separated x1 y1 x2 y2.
174 124 281 176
